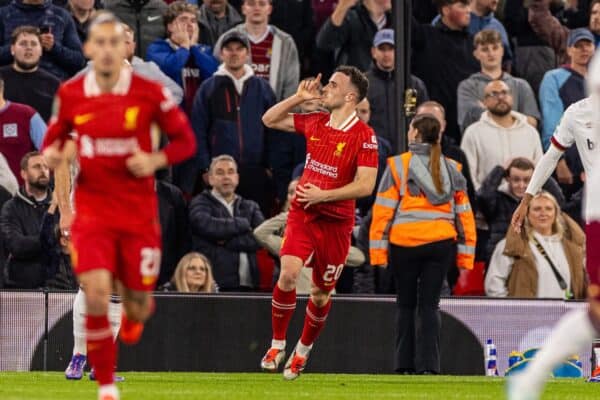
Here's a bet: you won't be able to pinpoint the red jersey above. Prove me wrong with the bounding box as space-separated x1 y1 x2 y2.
293 111 378 220
42 68 196 231
250 31 273 81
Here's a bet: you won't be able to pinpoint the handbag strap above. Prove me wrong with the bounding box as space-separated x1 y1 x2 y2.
531 235 572 298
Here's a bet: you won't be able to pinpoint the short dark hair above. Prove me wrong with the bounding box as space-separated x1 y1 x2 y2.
11 25 41 45
335 65 369 103
474 29 502 48
506 157 535 175
434 0 470 11
20 151 41 171
164 1 198 32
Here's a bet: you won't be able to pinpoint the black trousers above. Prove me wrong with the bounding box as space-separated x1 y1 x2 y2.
390 239 455 373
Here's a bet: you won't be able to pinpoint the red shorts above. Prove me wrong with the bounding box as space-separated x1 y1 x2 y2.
280 207 353 292
70 220 162 292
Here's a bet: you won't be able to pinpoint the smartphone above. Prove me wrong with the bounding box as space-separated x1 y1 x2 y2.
39 25 51 34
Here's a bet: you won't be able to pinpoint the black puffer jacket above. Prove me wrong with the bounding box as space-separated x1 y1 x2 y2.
477 166 565 263
0 187 50 288
189 190 264 290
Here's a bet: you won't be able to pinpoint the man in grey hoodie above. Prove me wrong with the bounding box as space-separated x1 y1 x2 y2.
457 29 540 133
213 0 299 100
199 0 243 47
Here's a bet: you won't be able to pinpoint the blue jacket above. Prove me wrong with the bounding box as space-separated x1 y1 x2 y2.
539 67 585 150
145 39 218 90
0 0 84 80
187 67 276 194
189 190 264 290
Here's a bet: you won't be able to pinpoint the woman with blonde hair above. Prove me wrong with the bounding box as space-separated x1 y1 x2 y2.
370 113 476 374
485 191 586 299
166 252 217 293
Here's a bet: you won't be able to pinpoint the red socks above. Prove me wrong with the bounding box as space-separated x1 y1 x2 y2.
300 298 331 347
86 315 115 386
271 285 296 341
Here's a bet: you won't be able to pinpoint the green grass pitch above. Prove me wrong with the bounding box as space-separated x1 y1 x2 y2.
0 372 598 399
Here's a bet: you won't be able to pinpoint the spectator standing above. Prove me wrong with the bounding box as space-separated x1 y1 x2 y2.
146 1 218 113
485 192 586 299
457 29 540 133
477 157 565 263
0 26 60 122
0 152 51 288
411 0 479 144
370 113 476 374
68 0 98 43
539 28 594 150
528 0 600 65
214 0 300 101
461 80 543 190
189 155 265 291
432 0 513 68
104 0 167 58
366 28 428 152
199 0 243 46
316 0 392 72
0 0 85 80
191 31 277 212
161 252 217 292
0 74 46 184
270 0 314 77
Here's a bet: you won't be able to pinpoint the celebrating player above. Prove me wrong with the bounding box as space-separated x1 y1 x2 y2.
260 66 378 380
508 54 600 398
42 12 196 400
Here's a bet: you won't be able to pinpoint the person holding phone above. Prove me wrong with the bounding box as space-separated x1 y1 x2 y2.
0 0 85 79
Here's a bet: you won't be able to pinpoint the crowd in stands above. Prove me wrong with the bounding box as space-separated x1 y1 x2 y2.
0 0 596 300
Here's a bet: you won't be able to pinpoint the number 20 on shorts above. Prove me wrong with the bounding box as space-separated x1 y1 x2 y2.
323 264 344 283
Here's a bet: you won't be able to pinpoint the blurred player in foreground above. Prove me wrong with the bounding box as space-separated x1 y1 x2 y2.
42 12 195 400
508 53 600 399
260 67 378 379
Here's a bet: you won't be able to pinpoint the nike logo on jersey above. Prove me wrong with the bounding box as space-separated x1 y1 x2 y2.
147 15 161 22
74 113 94 125
309 136 320 141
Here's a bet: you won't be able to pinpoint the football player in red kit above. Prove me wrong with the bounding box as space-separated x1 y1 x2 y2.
260 66 378 380
42 12 196 400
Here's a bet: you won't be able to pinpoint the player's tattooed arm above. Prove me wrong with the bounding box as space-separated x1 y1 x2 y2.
54 140 76 234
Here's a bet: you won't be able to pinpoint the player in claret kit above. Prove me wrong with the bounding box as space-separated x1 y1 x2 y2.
260 66 378 380
41 12 196 400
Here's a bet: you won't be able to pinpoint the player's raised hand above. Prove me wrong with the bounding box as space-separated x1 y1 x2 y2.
296 182 328 209
126 150 164 178
296 74 322 101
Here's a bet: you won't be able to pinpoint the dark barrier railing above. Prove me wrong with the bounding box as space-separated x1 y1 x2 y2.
0 291 589 375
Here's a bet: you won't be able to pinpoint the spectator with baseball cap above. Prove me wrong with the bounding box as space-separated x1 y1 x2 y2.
366 28 428 153
213 0 300 100
191 30 278 214
539 28 595 150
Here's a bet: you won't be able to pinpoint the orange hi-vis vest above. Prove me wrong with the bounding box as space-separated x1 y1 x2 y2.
369 152 476 270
